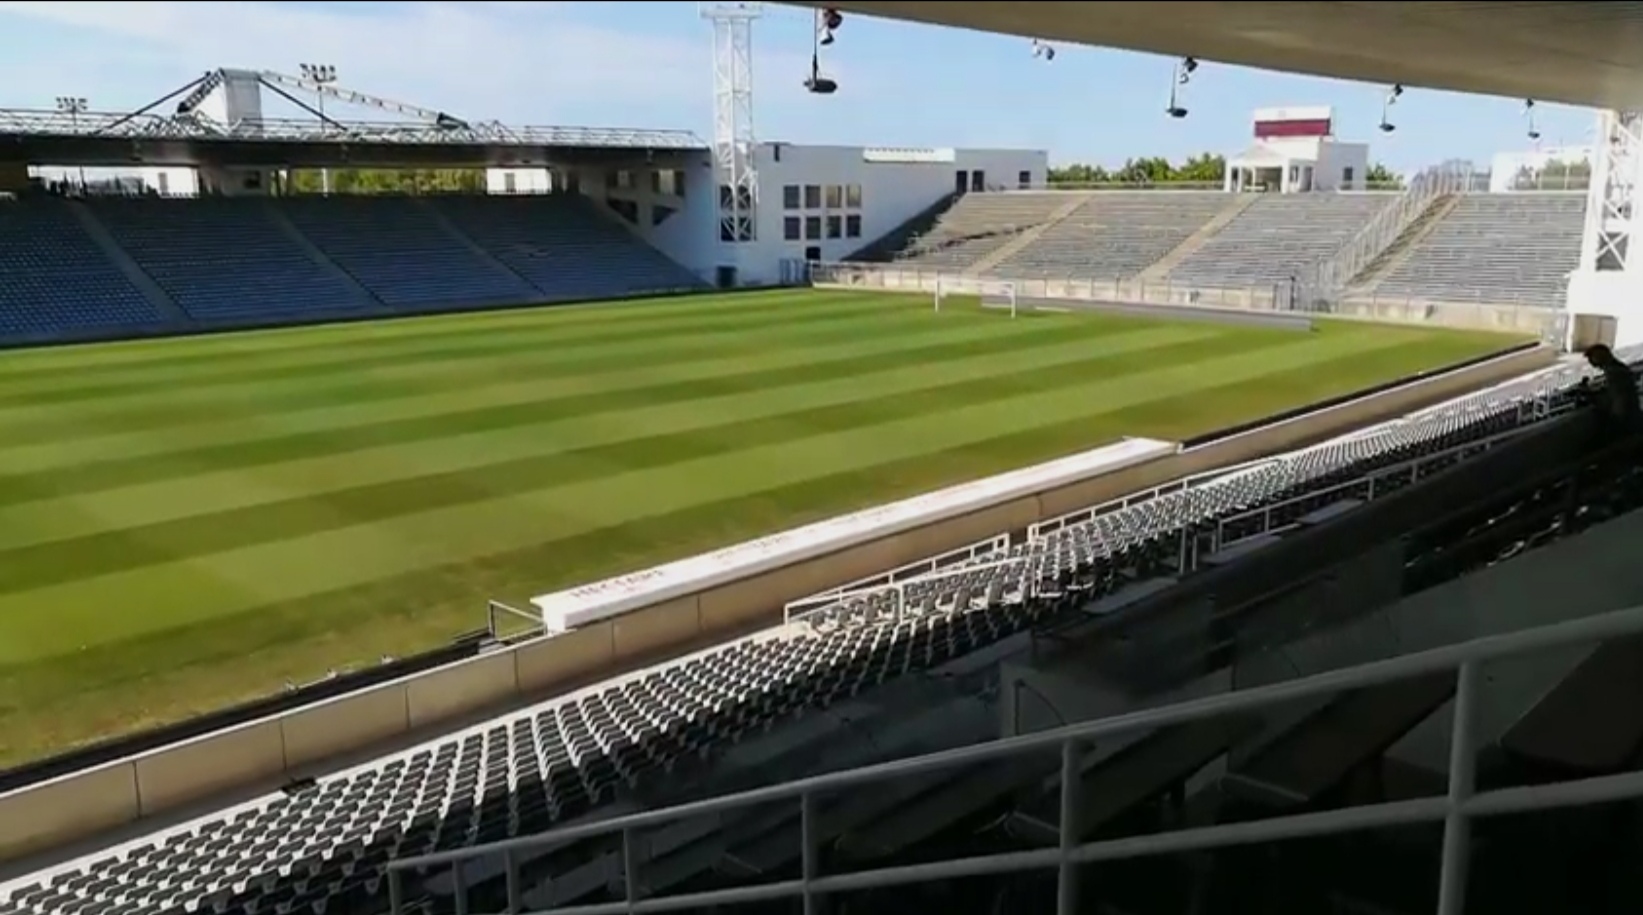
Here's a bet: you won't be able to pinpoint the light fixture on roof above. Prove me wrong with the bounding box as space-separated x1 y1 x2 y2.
1524 99 1542 142
1165 57 1197 119
1030 38 1056 62
805 7 841 93
1379 83 1404 133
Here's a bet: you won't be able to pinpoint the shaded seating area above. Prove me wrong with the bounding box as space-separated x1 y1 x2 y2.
0 201 171 342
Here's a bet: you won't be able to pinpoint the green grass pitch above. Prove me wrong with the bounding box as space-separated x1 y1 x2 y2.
0 289 1521 766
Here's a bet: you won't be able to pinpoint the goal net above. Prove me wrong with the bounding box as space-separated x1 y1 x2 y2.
934 277 1019 317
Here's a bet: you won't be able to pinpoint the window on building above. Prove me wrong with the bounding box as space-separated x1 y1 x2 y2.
970 170 986 192
826 215 842 239
804 184 822 209
845 184 862 208
783 184 801 209
1018 170 1031 189
503 172 517 194
825 185 843 209
804 215 822 240
784 216 801 240
1342 165 1356 185
845 214 862 238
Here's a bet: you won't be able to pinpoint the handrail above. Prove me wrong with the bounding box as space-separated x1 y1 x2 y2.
388 600 1643 915
1305 160 1473 301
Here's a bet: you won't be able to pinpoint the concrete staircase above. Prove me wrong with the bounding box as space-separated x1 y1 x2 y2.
263 202 386 311
66 201 188 324
415 198 545 298
964 194 1090 276
1345 193 1462 294
1132 193 1260 284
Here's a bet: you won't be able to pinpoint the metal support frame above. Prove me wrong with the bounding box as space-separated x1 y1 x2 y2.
389 602 1643 915
701 3 762 249
1568 109 1643 347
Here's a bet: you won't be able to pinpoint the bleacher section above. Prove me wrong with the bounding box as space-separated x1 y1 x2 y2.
894 192 1085 271
1367 191 1587 308
433 195 705 301
995 191 1230 278
280 196 538 312
0 345 1622 915
0 195 707 345
1165 191 1396 287
89 199 374 326
0 201 170 341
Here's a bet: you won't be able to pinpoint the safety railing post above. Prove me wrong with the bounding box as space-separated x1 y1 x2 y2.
504 849 522 914
1057 737 1083 915
623 827 640 912
452 863 469 915
800 791 820 915
387 867 404 915
1436 660 1481 915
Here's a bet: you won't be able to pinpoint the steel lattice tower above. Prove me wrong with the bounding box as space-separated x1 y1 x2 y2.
701 2 761 253
1568 110 1643 347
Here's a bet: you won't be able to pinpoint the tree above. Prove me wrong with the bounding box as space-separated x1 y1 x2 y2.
283 168 488 195
1365 162 1403 189
1512 158 1591 191
1046 153 1224 187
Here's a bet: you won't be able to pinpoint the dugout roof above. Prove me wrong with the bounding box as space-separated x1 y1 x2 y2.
791 1 1643 111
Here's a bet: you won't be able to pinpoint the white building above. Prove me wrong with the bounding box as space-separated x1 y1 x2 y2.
488 143 1047 287
1224 106 1370 193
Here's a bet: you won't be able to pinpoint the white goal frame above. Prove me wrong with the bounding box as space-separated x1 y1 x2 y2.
934 277 1019 318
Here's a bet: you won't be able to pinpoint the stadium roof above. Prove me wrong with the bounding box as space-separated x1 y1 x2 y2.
790 1 1643 112
0 68 704 167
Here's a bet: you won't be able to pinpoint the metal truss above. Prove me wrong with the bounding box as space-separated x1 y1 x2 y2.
1579 109 1643 273
0 106 704 150
703 2 762 243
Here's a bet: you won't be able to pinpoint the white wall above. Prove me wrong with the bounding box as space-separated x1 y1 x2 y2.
487 168 553 195
736 143 1047 285
1489 146 1593 192
1315 141 1369 191
549 153 718 284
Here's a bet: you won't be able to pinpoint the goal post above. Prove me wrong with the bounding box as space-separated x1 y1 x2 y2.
934 277 1019 317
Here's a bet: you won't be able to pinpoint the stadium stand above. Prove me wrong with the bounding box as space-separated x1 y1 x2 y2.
994 191 1231 279
0 195 708 345
279 196 540 312
1 344 1624 915
893 192 1086 271
432 195 707 301
1366 191 1588 308
1164 191 1397 287
88 198 377 326
0 201 172 341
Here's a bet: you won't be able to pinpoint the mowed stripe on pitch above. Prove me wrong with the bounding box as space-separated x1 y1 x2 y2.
0 324 1234 550
0 302 1143 471
0 327 1410 662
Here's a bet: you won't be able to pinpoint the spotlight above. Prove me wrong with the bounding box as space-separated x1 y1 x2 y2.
1524 99 1542 141
804 75 839 94
1165 56 1196 119
818 7 842 46
1379 83 1404 133
1031 38 1056 61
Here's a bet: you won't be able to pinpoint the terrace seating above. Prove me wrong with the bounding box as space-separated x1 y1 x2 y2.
995 191 1231 279
432 195 705 301
88 198 374 326
893 192 1087 271
1166 192 1396 287
0 201 169 342
281 196 537 312
0 346 1611 915
1369 192 1586 308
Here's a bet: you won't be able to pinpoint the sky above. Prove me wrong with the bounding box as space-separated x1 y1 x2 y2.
0 0 1602 173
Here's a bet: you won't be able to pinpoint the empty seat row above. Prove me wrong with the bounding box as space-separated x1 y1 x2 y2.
997 191 1232 279
1166 192 1396 287
2 342 1613 915
893 192 1090 271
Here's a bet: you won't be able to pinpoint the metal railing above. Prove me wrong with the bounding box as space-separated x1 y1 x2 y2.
1308 161 1475 299
387 601 1643 915
810 262 1565 340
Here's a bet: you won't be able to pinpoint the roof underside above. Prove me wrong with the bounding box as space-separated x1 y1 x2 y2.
789 1 1643 111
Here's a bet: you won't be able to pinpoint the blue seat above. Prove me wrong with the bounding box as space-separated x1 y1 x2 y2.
0 201 169 343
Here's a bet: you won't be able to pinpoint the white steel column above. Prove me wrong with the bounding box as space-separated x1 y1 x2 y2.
701 2 761 266
1566 109 1643 347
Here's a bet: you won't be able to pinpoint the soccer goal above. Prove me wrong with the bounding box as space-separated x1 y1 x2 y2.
934 277 1019 317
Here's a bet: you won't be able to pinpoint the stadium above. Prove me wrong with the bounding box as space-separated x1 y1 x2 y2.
2 2 1643 914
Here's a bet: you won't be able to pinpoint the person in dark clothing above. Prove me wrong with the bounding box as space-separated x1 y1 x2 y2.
1584 344 1642 438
